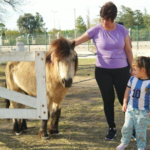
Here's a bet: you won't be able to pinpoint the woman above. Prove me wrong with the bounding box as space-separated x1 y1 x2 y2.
73 2 133 140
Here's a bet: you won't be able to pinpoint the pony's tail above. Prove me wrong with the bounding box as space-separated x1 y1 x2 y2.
5 80 10 108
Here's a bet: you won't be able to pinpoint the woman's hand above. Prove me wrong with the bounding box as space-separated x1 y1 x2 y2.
73 32 90 46
124 35 133 73
130 68 134 76
122 103 127 112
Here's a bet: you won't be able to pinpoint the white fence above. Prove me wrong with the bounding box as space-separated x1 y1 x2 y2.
0 51 48 119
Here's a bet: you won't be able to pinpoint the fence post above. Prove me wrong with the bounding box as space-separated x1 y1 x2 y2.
9 35 11 45
27 34 30 52
130 27 132 41
45 32 47 50
9 35 12 51
26 34 28 45
48 34 51 45
0 36 2 52
136 26 139 50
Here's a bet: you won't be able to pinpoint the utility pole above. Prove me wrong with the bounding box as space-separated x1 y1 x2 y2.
86 7 90 29
74 8 76 39
51 11 57 39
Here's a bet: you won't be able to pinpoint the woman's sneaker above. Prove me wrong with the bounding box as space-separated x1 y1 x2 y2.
117 143 128 150
105 128 117 140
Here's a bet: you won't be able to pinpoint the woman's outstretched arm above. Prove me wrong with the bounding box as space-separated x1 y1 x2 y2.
73 32 90 46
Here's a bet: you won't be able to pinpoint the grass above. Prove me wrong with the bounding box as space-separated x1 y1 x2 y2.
0 59 150 150
76 58 95 77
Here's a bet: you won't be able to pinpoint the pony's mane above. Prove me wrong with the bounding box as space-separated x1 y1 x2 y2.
46 37 72 63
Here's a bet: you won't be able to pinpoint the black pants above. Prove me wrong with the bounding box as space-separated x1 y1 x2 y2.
95 66 130 128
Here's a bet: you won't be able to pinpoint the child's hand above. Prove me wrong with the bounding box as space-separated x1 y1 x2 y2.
148 112 150 117
122 103 127 112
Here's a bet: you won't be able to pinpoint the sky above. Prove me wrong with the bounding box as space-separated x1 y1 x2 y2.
4 0 150 31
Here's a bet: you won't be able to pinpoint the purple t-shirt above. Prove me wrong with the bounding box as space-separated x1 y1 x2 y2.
87 23 129 69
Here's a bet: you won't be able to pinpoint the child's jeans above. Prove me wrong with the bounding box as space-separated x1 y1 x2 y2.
121 106 150 149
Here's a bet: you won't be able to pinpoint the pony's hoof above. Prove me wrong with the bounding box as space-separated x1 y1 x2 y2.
50 133 59 136
24 128 28 132
15 132 22 136
48 129 59 135
41 136 50 140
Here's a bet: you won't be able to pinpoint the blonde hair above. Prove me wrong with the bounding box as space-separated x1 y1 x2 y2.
132 56 150 78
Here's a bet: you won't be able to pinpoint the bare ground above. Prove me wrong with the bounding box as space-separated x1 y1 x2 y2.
0 61 150 150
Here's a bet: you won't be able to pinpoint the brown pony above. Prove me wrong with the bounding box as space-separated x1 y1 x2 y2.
5 37 78 139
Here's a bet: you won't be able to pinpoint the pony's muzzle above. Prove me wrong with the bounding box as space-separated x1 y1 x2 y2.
62 78 72 88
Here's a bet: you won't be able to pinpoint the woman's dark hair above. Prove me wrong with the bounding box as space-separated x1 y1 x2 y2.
118 22 124 26
100 1 117 22
132 56 150 78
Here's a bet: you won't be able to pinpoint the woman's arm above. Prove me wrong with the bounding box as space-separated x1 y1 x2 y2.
73 32 90 46
128 36 132 48
124 35 133 72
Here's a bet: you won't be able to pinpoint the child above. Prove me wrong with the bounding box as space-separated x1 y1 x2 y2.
117 56 150 150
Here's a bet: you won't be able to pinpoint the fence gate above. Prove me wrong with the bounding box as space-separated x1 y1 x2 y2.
0 51 48 120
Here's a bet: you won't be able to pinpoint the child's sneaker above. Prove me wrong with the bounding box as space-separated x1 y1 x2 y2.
131 128 136 141
117 143 128 150
105 128 117 140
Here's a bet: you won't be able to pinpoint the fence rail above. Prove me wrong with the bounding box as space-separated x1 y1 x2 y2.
0 51 48 119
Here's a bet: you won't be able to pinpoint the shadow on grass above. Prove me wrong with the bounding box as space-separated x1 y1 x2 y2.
0 124 29 149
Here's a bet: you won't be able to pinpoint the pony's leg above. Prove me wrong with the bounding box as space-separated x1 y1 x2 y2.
39 120 49 140
19 104 28 131
6 66 23 135
38 95 51 140
10 102 22 135
12 119 21 135
5 99 10 108
48 102 61 134
19 119 28 131
38 95 52 140
22 119 28 130
5 81 10 108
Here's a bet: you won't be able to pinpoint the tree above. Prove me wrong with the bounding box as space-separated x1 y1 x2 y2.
143 9 150 28
116 6 135 27
134 10 143 26
0 0 30 22
75 16 87 33
116 6 150 28
17 13 37 34
0 23 5 31
90 18 101 27
0 23 7 36
17 13 46 34
5 29 20 36
35 12 46 33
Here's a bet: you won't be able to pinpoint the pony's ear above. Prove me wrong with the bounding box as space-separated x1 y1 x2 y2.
70 40 75 50
46 52 54 64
